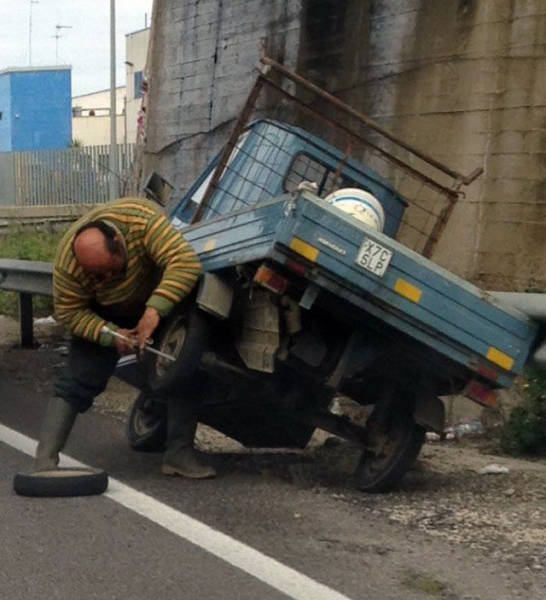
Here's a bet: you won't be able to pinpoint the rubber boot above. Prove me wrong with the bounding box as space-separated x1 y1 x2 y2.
34 397 78 471
161 398 216 479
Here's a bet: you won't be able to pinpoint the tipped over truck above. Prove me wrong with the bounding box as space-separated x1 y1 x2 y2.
123 58 545 492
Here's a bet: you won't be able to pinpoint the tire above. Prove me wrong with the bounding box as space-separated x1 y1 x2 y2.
355 406 425 493
13 468 108 498
126 392 167 452
146 304 211 394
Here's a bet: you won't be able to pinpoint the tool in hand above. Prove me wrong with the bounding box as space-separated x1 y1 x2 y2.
101 325 176 362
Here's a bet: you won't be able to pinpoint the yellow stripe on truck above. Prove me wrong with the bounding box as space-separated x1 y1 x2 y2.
486 347 514 371
290 238 319 262
394 278 422 303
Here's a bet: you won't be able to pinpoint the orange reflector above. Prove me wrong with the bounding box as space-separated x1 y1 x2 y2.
254 264 288 294
289 238 319 262
486 347 514 371
464 379 498 407
394 279 422 303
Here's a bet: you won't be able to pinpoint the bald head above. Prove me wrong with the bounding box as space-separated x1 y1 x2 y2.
73 224 127 281
73 227 115 272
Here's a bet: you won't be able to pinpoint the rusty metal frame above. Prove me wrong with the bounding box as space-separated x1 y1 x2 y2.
261 77 459 199
192 56 483 256
191 76 265 224
260 55 483 187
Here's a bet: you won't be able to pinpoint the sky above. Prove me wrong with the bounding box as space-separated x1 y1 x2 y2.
0 0 154 96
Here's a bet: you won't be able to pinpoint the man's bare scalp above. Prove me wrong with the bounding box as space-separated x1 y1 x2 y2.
73 227 115 272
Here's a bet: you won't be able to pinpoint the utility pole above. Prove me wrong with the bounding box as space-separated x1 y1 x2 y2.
28 0 39 65
53 24 72 64
109 0 119 200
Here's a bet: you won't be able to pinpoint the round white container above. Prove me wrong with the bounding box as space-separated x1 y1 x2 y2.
325 188 385 232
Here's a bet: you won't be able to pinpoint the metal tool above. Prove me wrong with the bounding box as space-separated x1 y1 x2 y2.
101 326 176 362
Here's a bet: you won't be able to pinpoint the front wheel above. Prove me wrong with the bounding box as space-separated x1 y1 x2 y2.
145 304 211 394
355 406 425 493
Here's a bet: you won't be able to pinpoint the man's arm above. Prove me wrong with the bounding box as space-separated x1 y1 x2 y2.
143 212 203 317
136 212 202 349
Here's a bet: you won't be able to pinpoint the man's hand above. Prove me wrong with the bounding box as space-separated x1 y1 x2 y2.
136 307 161 351
113 328 138 355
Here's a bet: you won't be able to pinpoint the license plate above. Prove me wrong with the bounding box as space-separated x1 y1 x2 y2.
355 238 392 277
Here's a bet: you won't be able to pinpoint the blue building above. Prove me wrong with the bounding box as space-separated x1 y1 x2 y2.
0 66 72 151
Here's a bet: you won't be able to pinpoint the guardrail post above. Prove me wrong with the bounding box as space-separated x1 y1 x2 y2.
19 293 34 348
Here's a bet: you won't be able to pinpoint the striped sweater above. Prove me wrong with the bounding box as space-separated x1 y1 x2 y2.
53 197 202 346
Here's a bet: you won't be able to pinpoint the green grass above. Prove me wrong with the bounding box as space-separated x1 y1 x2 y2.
0 226 66 317
501 367 546 457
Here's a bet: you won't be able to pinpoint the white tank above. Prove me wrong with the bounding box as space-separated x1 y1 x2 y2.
325 188 385 232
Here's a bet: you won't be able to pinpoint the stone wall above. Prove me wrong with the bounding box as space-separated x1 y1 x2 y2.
144 0 302 199
143 0 546 290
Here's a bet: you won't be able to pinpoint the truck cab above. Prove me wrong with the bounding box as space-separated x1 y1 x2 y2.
172 119 407 239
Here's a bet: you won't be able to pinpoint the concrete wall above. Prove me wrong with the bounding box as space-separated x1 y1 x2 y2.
143 0 546 291
144 0 302 196
342 0 546 291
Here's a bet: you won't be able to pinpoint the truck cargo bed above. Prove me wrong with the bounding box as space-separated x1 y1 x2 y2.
182 191 538 388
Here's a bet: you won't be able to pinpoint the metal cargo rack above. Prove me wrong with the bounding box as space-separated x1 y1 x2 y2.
191 55 483 259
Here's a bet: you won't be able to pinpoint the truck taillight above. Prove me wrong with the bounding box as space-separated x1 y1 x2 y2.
285 259 306 276
254 264 288 294
463 379 498 407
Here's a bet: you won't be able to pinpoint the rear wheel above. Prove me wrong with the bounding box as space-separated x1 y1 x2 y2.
126 392 167 452
355 404 425 493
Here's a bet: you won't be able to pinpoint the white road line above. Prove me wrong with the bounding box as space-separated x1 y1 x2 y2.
0 423 353 600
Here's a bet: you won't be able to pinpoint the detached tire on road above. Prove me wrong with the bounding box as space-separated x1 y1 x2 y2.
355 406 425 493
127 392 167 452
13 468 108 497
145 304 211 394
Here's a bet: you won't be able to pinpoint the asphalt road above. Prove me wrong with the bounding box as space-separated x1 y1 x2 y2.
0 355 542 600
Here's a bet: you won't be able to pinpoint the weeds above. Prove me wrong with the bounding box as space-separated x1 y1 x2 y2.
501 368 546 457
0 226 66 317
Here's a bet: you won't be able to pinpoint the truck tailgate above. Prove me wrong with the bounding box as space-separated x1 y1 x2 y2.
273 192 538 386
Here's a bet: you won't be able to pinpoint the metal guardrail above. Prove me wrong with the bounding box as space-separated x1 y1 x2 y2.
0 259 53 347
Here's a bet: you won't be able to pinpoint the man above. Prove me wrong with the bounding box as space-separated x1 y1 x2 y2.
34 197 215 479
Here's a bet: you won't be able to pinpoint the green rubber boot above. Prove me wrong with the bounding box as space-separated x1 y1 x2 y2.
34 397 78 471
161 398 216 479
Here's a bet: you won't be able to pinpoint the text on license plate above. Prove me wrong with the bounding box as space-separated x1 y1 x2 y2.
355 238 393 277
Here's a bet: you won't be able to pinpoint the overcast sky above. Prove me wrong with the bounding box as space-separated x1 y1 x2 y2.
0 0 154 96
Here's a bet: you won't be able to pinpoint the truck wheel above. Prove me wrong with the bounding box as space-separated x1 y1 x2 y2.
126 392 167 452
355 406 425 493
146 305 211 394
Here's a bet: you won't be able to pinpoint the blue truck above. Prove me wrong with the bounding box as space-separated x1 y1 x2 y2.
125 61 543 492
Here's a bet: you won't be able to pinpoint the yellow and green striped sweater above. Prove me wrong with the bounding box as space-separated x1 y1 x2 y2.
53 197 202 346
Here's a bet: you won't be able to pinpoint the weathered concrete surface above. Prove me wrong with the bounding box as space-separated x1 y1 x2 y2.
144 0 302 200
144 0 546 291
